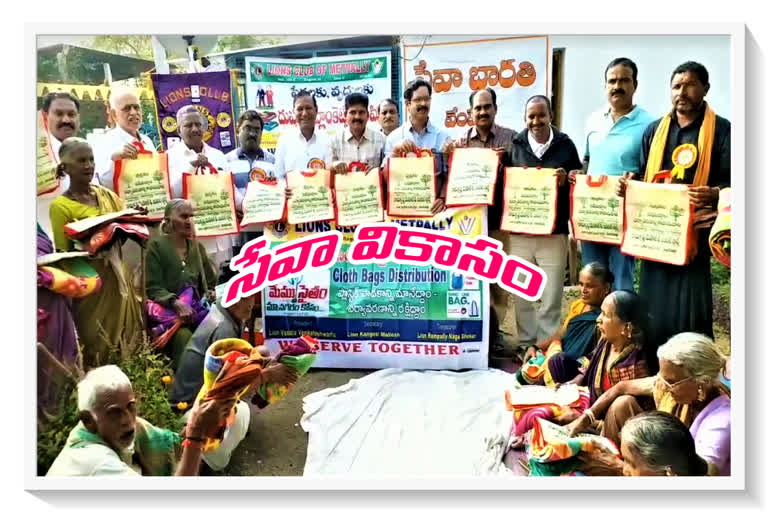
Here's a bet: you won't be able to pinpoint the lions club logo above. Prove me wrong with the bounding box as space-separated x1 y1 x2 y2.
217 112 232 129
161 117 178 133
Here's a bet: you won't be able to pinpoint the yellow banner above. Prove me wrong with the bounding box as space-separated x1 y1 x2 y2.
37 83 154 101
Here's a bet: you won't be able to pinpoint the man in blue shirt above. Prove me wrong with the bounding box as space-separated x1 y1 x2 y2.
570 58 654 292
385 78 453 214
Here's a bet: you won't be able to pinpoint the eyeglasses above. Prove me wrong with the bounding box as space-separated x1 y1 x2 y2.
657 374 694 390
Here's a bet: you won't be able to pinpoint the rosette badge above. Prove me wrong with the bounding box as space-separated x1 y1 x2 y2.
671 143 697 180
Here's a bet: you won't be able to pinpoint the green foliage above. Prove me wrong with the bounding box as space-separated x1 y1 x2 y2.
37 386 79 475
115 342 183 436
88 36 153 60
711 259 731 302
215 35 284 53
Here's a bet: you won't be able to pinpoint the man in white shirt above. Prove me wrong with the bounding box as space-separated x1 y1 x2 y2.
46 365 242 477
95 88 156 191
167 105 231 267
37 92 80 237
327 92 386 175
273 90 329 181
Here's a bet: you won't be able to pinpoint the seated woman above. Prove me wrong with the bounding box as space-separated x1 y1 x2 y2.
570 290 650 407
517 263 613 386
146 199 218 369
620 411 709 476
506 290 649 464
49 138 144 368
37 222 79 420
568 332 730 475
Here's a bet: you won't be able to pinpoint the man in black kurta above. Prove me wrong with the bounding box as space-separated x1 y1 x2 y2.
636 61 730 371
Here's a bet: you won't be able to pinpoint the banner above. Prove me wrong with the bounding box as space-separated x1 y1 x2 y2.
570 175 624 245
501 167 558 235
244 52 392 151
150 71 236 152
621 181 694 266
400 36 549 139
113 150 171 221
261 207 490 370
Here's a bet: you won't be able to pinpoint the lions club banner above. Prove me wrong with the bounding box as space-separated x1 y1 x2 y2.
150 71 236 152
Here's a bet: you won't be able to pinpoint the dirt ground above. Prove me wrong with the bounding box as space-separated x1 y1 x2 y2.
219 285 731 477
220 369 371 476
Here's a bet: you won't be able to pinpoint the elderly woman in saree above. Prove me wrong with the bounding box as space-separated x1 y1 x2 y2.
145 199 218 368
37 222 80 419
516 263 613 386
619 411 710 476
48 138 144 368
565 290 650 408
568 332 730 476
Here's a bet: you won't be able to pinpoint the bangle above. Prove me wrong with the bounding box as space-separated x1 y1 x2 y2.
585 409 597 426
181 438 203 449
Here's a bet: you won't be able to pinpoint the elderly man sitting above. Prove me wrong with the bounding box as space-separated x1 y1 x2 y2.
46 365 233 477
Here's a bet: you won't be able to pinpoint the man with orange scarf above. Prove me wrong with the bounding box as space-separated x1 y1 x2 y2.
618 62 730 372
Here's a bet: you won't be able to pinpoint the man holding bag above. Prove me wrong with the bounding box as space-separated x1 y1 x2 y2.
168 105 232 267
618 62 730 371
95 88 156 191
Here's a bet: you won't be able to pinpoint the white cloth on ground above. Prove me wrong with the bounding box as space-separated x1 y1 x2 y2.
300 368 516 476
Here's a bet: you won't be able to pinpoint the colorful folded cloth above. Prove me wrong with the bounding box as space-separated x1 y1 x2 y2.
709 187 731 268
82 222 150 255
506 386 590 437
146 285 208 349
528 418 619 465
198 338 265 452
37 258 102 298
516 341 563 386
252 334 318 409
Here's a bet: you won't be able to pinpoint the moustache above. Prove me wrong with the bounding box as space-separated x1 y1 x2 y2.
612 89 625 95
58 122 75 129
416 106 428 112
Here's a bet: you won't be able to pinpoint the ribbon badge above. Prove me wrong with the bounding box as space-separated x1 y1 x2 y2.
307 158 325 170
671 143 697 180
249 167 267 182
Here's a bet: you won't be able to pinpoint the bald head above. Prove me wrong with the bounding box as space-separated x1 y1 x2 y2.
110 88 142 135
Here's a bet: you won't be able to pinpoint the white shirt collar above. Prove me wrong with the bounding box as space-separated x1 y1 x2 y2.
528 128 554 158
113 124 145 143
173 140 210 155
297 128 317 144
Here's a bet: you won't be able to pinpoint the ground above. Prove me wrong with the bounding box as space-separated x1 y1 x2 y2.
220 262 732 476
221 369 370 476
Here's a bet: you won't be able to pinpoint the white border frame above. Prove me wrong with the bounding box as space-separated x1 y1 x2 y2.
25 22 745 493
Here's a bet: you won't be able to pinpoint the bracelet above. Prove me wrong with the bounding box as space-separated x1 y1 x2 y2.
584 409 597 426
181 438 203 449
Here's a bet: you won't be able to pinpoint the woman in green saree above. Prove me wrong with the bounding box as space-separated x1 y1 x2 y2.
145 199 218 368
49 138 144 368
